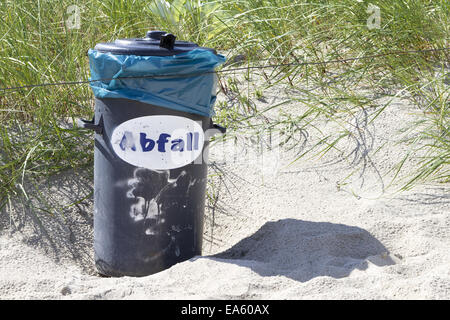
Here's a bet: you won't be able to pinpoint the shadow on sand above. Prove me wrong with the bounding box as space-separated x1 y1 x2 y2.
0 168 95 274
210 218 395 282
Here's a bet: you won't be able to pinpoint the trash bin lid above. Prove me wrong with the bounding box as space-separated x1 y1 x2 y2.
94 30 217 56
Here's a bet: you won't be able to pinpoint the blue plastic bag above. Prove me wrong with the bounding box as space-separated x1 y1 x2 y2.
88 49 226 117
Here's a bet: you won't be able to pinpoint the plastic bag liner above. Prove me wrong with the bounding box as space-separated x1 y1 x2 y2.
88 48 226 117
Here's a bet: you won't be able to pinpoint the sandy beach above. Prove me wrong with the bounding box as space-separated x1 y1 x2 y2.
0 82 449 300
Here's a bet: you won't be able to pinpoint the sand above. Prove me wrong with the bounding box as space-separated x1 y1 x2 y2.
0 80 449 300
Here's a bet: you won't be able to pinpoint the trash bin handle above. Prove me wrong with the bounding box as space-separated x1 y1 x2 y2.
209 119 226 135
77 116 103 134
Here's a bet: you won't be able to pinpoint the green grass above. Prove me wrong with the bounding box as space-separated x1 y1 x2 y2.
0 0 449 217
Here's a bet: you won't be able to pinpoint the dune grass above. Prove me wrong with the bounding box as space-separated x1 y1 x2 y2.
0 0 448 216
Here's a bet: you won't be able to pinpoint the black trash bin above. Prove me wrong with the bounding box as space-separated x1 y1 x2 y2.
79 31 225 277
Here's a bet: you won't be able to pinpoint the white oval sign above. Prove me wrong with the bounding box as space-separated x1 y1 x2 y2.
111 115 205 170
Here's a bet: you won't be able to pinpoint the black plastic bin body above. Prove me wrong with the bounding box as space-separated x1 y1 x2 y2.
93 98 212 276
83 31 224 277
